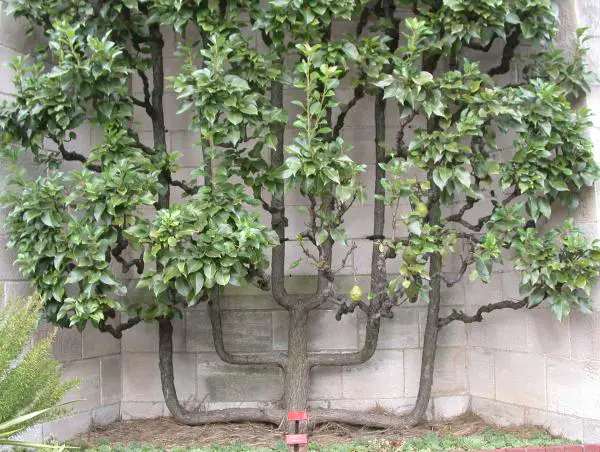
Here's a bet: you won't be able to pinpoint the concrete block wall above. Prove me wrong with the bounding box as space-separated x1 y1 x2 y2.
0 2 121 442
467 0 600 443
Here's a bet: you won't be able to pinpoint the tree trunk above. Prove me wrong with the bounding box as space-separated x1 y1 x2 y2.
158 318 285 425
406 253 442 424
282 306 311 431
406 186 443 424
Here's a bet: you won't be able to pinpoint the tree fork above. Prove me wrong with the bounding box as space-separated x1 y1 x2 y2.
158 319 285 425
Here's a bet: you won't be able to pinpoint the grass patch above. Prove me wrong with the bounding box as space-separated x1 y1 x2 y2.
85 429 573 451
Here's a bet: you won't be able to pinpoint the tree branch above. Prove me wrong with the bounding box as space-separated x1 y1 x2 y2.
208 293 286 368
437 297 529 328
169 178 198 195
445 189 520 232
98 316 141 338
309 315 380 366
488 28 521 77
58 143 101 172
332 82 365 139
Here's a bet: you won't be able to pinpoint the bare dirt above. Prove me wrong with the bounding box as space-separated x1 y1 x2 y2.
73 413 551 450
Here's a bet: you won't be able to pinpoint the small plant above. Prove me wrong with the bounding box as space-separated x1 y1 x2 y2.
0 295 78 448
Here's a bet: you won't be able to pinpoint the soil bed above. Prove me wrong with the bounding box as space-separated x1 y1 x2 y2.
73 413 560 450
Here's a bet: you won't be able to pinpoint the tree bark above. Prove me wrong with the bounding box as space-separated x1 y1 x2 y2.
405 195 443 424
270 81 289 308
282 306 311 431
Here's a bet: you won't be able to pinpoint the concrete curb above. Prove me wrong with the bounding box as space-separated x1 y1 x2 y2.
456 445 600 451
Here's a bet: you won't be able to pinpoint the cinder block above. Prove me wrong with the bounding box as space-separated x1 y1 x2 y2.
121 316 185 352
327 397 419 415
101 355 122 405
502 271 522 300
576 1 600 37
547 358 600 419
433 395 470 420
405 347 466 397
273 309 358 351
584 419 600 444
464 277 503 307
163 92 193 132
220 295 281 311
122 352 196 402
0 236 23 280
526 408 584 441
82 325 120 359
339 128 377 165
527 309 570 358
309 366 343 400
0 45 21 96
342 350 404 399
42 412 91 442
52 327 83 362
360 308 418 350
221 310 273 353
121 401 166 420
2 281 33 304
185 308 214 352
421 307 465 348
467 348 495 399
467 309 528 352
495 351 546 410
63 358 101 412
0 4 39 53
570 312 600 361
92 403 120 427
201 401 277 410
12 425 43 444
471 396 525 426
197 353 283 402
170 131 203 168
440 281 467 306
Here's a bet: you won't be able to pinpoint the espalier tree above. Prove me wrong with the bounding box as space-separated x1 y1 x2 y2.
2 0 600 428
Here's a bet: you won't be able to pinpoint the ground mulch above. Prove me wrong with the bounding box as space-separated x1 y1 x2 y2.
74 413 551 450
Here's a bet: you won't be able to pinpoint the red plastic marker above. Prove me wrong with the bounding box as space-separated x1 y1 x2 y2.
287 411 309 421
285 434 308 445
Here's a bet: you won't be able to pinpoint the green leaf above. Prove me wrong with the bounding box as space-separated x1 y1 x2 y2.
316 229 329 246
433 167 452 189
549 179 569 192
175 278 190 297
475 257 490 283
65 268 86 284
99 274 118 286
322 167 340 184
122 0 138 9
407 220 422 235
538 198 551 218
412 71 433 86
454 168 471 187
203 262 216 279
342 42 359 61
215 270 230 286
194 272 205 295
528 288 545 308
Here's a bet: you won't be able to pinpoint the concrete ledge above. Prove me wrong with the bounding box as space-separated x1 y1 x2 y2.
452 446 600 452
